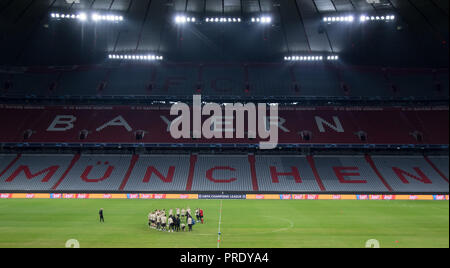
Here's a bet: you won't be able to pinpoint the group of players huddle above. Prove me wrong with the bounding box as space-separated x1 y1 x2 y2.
148 207 204 232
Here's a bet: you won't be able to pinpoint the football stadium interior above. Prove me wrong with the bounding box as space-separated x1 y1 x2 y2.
0 0 448 248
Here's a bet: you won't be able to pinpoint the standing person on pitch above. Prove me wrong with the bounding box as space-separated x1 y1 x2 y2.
187 216 193 232
99 208 105 223
161 214 167 232
151 211 156 228
168 216 174 233
181 208 186 220
156 211 162 230
176 215 181 232
199 208 204 224
195 208 200 221
187 207 191 217
148 211 152 228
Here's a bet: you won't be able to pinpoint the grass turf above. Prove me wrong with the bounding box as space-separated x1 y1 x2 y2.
0 199 448 248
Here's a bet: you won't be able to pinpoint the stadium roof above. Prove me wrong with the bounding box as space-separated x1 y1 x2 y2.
0 0 448 67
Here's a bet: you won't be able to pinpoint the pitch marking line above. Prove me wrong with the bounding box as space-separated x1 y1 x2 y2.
217 200 223 248
250 216 295 235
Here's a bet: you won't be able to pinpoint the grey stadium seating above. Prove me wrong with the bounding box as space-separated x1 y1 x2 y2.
2 65 448 98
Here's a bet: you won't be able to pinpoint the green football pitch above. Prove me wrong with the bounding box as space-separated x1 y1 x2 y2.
0 199 448 248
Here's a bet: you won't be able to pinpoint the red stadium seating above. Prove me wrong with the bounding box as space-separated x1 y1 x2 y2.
0 154 447 193
0 105 448 145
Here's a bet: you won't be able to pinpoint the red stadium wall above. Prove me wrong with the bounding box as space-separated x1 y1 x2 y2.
0 105 448 145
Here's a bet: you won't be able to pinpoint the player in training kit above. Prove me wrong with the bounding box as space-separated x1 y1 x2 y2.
152 212 157 228
187 216 193 232
195 209 200 221
168 216 174 232
161 215 167 231
99 208 105 223
156 212 161 230
176 216 181 232
187 207 191 217
199 209 204 224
